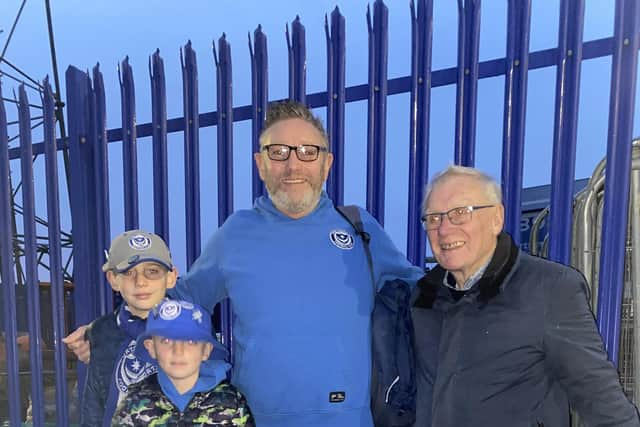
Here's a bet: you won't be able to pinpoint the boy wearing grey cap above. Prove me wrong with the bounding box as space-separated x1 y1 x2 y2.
111 299 254 426
81 230 178 427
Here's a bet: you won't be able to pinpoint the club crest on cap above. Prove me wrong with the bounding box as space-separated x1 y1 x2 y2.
128 234 152 251
158 300 181 320
329 229 354 250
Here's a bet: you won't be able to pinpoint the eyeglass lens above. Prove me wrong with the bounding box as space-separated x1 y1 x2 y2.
423 207 472 230
119 265 167 280
265 144 323 161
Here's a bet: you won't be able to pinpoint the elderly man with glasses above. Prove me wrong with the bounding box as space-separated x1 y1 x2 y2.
412 165 640 426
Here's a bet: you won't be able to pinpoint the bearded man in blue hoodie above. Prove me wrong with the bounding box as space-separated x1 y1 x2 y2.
67 100 424 427
170 100 423 426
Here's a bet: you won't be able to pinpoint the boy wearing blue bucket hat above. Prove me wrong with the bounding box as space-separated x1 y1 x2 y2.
111 299 254 426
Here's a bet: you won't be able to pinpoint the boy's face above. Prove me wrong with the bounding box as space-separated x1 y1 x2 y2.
106 262 177 318
144 336 213 386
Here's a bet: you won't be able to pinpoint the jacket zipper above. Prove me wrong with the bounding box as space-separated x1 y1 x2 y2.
385 375 400 403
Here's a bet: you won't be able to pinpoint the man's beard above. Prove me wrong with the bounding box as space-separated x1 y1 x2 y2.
266 167 325 216
267 182 323 215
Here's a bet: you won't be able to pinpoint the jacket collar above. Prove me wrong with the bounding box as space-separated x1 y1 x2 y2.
414 231 519 309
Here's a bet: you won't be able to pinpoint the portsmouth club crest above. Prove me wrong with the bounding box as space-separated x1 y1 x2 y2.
158 300 182 320
330 229 355 250
115 340 156 394
128 234 152 251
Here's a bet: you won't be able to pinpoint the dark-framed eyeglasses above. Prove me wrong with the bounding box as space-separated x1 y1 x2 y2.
261 144 328 162
421 205 494 231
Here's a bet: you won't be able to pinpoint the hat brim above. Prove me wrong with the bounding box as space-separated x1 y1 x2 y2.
104 257 173 273
137 329 228 360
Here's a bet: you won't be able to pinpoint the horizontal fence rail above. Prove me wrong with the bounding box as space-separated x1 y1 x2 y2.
3 38 621 162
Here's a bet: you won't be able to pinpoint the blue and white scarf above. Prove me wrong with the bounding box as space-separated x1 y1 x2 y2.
102 304 156 427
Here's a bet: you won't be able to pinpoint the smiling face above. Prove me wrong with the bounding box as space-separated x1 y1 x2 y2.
424 175 504 286
254 118 333 219
106 262 177 318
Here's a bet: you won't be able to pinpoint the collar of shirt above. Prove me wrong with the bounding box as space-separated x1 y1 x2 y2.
442 259 491 291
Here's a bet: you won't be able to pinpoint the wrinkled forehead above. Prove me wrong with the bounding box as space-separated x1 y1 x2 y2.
426 175 489 209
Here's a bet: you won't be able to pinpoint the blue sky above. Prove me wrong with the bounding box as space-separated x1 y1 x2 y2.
0 0 630 272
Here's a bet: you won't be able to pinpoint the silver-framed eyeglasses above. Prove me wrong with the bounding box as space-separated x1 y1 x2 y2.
421 205 494 231
262 144 328 162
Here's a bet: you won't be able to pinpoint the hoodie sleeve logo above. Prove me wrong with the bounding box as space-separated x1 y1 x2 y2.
330 229 355 250
329 391 346 402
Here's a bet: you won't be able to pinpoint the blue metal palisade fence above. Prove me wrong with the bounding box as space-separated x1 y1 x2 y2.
0 0 639 425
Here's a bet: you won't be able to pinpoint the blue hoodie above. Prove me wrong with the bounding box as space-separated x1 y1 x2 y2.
172 192 423 427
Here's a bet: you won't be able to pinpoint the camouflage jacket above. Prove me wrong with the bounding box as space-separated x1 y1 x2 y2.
111 374 254 426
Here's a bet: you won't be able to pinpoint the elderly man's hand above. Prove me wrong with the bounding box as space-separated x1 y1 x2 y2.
62 325 90 363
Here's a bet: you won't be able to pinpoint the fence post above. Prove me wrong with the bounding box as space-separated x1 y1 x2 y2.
501 0 532 245
18 84 45 426
250 26 268 200
325 7 346 206
287 16 307 104
119 57 139 230
43 76 70 427
597 0 640 365
366 0 389 224
0 78 22 427
407 0 434 266
215 34 235 359
548 0 585 264
215 35 234 226
454 0 481 166
181 42 201 269
91 65 112 314
65 65 98 402
150 51 170 243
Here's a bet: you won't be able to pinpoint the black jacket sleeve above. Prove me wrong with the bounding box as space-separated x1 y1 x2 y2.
544 267 640 426
80 327 106 427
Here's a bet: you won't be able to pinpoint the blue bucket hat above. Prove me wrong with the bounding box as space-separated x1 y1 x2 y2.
138 300 227 356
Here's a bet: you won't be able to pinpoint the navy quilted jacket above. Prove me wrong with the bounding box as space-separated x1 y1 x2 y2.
81 312 128 427
371 279 421 427
412 232 640 427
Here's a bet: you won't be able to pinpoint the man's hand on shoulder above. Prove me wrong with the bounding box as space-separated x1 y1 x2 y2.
62 324 91 363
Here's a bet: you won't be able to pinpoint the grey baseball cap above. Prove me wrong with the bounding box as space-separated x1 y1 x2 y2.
102 229 173 273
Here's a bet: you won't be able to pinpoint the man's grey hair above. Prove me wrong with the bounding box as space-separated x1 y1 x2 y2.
422 165 503 213
259 99 329 148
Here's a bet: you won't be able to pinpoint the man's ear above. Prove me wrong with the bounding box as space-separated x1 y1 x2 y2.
165 267 178 289
202 342 214 361
143 338 157 360
322 152 334 181
106 270 120 292
492 204 505 235
254 152 266 181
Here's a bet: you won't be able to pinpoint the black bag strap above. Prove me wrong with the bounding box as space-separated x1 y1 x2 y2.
336 205 376 296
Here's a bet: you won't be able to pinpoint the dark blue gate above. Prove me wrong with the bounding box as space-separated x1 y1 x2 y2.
1 1 638 425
